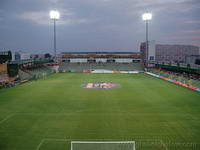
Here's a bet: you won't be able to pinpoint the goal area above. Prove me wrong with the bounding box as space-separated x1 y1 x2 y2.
71 141 136 150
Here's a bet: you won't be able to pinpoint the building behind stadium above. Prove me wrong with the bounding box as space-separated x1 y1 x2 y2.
140 41 200 64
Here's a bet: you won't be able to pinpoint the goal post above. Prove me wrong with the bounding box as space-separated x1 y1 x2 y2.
71 141 136 150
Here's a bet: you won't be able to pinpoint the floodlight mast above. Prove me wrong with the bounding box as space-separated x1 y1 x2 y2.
142 13 152 66
50 10 60 62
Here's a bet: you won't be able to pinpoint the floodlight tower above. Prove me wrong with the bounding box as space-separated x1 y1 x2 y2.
142 13 152 65
50 10 60 61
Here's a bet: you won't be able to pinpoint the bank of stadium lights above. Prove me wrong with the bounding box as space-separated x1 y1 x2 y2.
142 13 152 21
49 10 60 62
49 10 60 20
142 13 152 65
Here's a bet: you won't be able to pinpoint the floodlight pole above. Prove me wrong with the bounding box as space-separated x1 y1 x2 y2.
146 20 149 65
53 19 57 61
142 13 152 66
50 10 59 62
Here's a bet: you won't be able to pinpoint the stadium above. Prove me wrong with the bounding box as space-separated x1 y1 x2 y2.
1 1 200 150
0 50 200 150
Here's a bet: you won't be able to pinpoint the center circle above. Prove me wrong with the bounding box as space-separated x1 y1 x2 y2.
82 82 120 89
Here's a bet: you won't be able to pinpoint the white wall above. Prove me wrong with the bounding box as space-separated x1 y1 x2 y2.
15 51 31 60
115 58 132 63
70 58 87 63
95 58 107 63
20 53 31 60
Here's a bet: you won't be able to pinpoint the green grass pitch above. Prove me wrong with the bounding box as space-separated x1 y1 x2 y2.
0 73 200 150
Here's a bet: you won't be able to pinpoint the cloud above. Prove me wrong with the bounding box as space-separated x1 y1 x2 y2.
179 30 200 34
132 0 200 14
190 36 200 39
184 20 200 24
135 0 193 7
168 35 200 40
18 9 90 26
1 0 200 51
0 9 3 20
102 0 112 2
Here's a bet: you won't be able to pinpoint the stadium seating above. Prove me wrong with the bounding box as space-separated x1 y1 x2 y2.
59 63 144 72
18 69 32 81
0 74 9 84
19 65 54 81
149 69 200 88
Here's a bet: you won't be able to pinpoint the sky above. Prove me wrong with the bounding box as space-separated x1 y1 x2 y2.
0 0 200 54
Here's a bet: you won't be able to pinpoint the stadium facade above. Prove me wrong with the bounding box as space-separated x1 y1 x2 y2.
14 51 31 61
60 52 142 63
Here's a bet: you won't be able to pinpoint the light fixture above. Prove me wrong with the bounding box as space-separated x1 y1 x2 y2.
142 13 152 21
50 10 60 20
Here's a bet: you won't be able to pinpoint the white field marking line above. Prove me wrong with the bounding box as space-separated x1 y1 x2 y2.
16 112 191 116
71 141 135 144
35 139 45 150
0 114 15 125
160 140 168 150
17 111 85 116
71 140 73 150
35 138 70 150
44 138 71 141
43 138 135 142
44 138 137 141
71 141 136 150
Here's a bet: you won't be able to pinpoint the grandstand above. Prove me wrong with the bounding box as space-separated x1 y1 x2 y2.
0 52 55 88
0 72 9 86
19 65 54 81
0 64 17 88
59 62 144 72
0 52 12 88
59 52 144 72
149 68 200 88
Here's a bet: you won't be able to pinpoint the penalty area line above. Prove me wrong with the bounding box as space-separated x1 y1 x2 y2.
160 140 168 150
35 138 70 150
35 139 45 150
0 114 15 125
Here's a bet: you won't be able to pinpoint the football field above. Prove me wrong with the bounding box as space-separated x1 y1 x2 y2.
0 73 200 150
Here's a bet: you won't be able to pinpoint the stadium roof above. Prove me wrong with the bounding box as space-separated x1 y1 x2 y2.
61 52 140 55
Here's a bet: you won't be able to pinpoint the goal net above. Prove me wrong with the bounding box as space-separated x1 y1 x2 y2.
71 141 135 150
